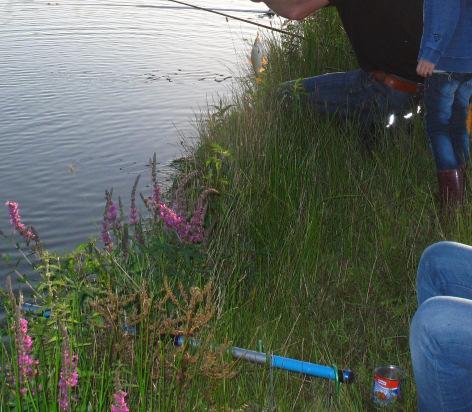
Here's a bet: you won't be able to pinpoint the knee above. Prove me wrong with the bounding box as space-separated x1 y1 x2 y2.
420 241 451 263
410 296 470 354
417 241 450 283
410 297 445 354
277 79 307 107
277 80 295 104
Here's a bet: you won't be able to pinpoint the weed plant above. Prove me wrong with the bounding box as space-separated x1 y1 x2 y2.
0 157 235 410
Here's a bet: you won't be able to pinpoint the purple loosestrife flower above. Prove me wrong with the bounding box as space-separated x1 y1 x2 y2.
5 201 36 241
129 175 141 225
157 197 214 244
172 171 199 216
152 184 161 207
105 190 121 230
158 202 190 239
149 153 161 220
129 205 139 225
111 390 129 412
102 195 113 252
58 332 79 412
16 318 39 395
107 202 118 224
101 221 113 252
186 205 205 244
151 183 161 221
183 189 217 244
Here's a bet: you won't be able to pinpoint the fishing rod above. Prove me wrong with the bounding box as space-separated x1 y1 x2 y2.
165 0 305 40
21 303 354 384
41 0 304 39
137 4 273 14
175 335 354 384
45 2 271 14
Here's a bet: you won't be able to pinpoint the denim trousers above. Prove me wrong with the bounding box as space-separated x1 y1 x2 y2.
280 69 416 125
410 241 472 411
424 73 472 170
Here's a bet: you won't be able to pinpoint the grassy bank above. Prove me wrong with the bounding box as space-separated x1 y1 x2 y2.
184 9 472 411
2 8 472 411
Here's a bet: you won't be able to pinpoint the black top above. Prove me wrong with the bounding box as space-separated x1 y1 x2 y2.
329 0 423 82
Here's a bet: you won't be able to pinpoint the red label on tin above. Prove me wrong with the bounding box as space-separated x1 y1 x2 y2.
374 374 400 389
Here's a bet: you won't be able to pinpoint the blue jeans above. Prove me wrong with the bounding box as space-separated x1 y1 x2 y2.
410 241 472 411
280 69 416 125
424 73 472 170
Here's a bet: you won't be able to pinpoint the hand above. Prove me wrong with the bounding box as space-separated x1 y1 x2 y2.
416 60 436 77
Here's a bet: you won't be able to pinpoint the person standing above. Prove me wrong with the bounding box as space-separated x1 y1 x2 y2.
416 0 472 209
250 0 424 126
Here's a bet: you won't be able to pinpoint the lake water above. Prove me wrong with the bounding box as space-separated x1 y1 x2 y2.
0 0 276 263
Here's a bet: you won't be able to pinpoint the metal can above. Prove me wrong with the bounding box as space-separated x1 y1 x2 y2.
371 365 403 407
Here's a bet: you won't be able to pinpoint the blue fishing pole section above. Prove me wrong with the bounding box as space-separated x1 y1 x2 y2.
22 302 51 319
174 335 354 384
21 304 354 384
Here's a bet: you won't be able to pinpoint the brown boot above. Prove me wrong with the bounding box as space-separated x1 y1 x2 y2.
437 168 464 210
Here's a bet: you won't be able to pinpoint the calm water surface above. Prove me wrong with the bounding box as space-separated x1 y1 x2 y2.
0 0 276 267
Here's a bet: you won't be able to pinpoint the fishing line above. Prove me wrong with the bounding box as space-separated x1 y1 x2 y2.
40 1 304 39
137 3 272 14
43 2 271 14
165 0 305 40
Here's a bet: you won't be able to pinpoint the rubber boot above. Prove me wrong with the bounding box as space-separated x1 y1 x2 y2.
437 168 464 211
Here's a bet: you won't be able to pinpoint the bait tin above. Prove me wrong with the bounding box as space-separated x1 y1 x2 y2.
371 365 403 407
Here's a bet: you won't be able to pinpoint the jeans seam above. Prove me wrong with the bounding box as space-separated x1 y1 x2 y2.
432 357 446 411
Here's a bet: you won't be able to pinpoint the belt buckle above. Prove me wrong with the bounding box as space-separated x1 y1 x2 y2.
384 76 396 89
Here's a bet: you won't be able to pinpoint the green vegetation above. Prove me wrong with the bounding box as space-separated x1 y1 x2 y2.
2 8 471 411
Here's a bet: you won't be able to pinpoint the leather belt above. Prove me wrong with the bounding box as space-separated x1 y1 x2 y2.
370 70 422 95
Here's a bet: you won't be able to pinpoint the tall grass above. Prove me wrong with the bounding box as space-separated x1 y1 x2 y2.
184 8 472 411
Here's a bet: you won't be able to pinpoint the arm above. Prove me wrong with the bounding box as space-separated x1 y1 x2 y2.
250 0 330 20
418 0 461 66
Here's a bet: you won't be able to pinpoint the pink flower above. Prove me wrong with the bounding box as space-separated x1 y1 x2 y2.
129 176 140 225
5 201 36 241
16 318 39 395
129 205 139 225
158 203 184 230
102 192 114 251
156 200 208 244
101 220 113 251
186 206 205 243
111 390 129 412
158 203 192 240
152 184 161 207
58 340 78 411
107 202 118 223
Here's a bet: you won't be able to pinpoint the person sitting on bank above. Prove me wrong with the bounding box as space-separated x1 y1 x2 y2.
410 241 472 411
250 0 424 126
